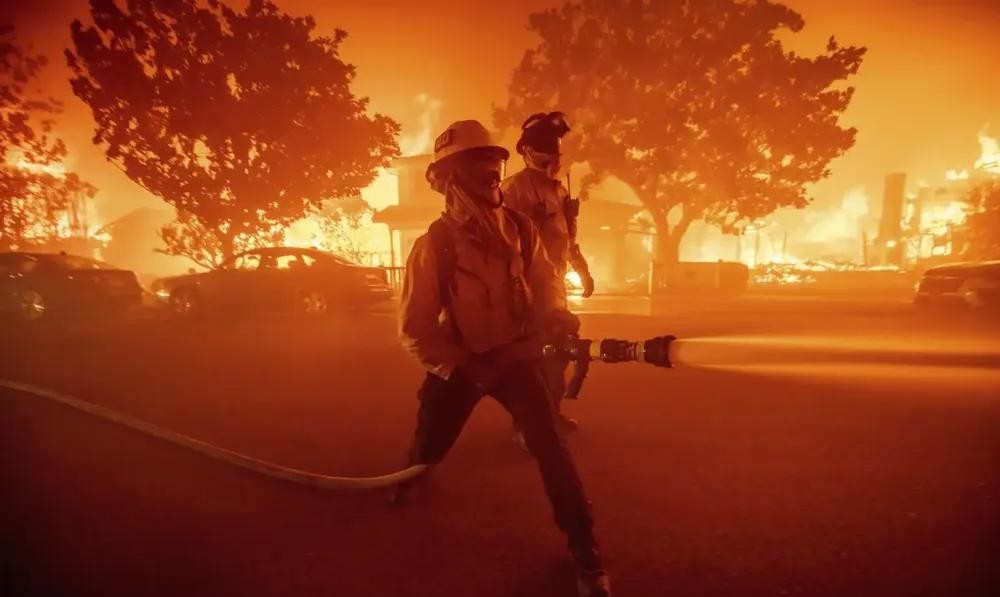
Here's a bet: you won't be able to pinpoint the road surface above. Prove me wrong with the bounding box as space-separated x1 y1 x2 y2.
2 296 998 596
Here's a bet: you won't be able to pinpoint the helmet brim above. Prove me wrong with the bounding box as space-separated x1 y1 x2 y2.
430 145 509 169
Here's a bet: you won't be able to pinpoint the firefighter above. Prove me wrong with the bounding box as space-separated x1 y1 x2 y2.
502 111 594 437
392 120 611 597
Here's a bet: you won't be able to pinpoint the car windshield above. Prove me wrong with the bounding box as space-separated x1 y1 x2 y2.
226 253 262 271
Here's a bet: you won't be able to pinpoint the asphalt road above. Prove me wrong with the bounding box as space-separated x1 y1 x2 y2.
2 296 999 597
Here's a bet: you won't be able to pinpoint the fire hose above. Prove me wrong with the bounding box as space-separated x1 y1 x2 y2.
0 378 429 490
0 335 677 491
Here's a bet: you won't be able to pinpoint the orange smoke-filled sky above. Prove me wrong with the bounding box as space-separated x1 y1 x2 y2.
4 0 999 225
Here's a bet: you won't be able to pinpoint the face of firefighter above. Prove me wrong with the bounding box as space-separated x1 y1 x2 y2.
525 146 562 178
452 152 506 208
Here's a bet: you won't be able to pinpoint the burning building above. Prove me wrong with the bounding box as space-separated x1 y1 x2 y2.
854 129 1000 270
372 155 437 270
96 207 191 282
374 155 652 291
1 156 106 257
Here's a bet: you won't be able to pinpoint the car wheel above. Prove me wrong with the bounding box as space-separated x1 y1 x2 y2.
169 287 201 317
299 288 330 316
18 288 47 321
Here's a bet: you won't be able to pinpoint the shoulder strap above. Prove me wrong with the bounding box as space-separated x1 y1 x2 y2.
504 207 534 272
427 217 456 308
523 173 548 229
429 210 535 302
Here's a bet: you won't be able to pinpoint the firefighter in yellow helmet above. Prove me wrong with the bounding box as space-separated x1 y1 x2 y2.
501 111 593 439
392 120 612 597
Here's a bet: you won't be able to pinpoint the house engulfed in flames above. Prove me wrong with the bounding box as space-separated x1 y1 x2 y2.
373 154 654 292
5 157 109 256
875 130 1000 268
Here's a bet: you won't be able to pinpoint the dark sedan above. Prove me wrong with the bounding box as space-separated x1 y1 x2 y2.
1 252 144 321
914 260 1000 310
151 247 393 317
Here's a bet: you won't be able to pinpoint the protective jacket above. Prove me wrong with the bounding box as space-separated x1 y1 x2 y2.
501 167 589 287
399 202 565 379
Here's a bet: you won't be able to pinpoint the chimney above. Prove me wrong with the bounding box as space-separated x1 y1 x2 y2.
878 172 906 242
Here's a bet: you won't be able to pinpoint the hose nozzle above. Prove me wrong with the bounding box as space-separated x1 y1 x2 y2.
593 335 676 367
544 335 676 368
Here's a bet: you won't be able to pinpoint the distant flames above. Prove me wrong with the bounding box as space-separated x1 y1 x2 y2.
399 93 443 156
974 129 1000 174
565 270 583 291
14 158 67 177
946 128 1000 180
764 127 998 277
804 186 870 244
282 93 443 264
283 217 327 250
9 155 110 245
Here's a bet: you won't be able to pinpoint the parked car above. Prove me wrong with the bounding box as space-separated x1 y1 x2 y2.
914 260 1000 310
151 247 393 317
0 252 143 321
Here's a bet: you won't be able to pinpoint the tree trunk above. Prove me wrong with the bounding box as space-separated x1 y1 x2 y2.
217 229 235 267
656 230 681 265
649 207 695 294
650 209 695 266
649 210 671 294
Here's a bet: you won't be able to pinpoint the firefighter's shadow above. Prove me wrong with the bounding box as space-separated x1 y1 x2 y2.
505 556 579 597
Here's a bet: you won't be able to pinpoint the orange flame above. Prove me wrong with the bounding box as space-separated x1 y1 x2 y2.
974 129 1000 174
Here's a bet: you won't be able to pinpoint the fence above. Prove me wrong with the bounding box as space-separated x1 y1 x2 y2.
381 266 406 292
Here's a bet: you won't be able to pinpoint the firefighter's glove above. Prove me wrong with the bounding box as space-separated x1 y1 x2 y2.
580 270 595 298
569 245 595 298
545 309 581 339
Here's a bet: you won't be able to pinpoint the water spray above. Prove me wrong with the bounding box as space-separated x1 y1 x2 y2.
666 335 1000 370
5 332 993 491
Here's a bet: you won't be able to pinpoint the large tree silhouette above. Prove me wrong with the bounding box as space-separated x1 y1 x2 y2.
67 0 400 268
1 25 96 250
496 0 865 265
